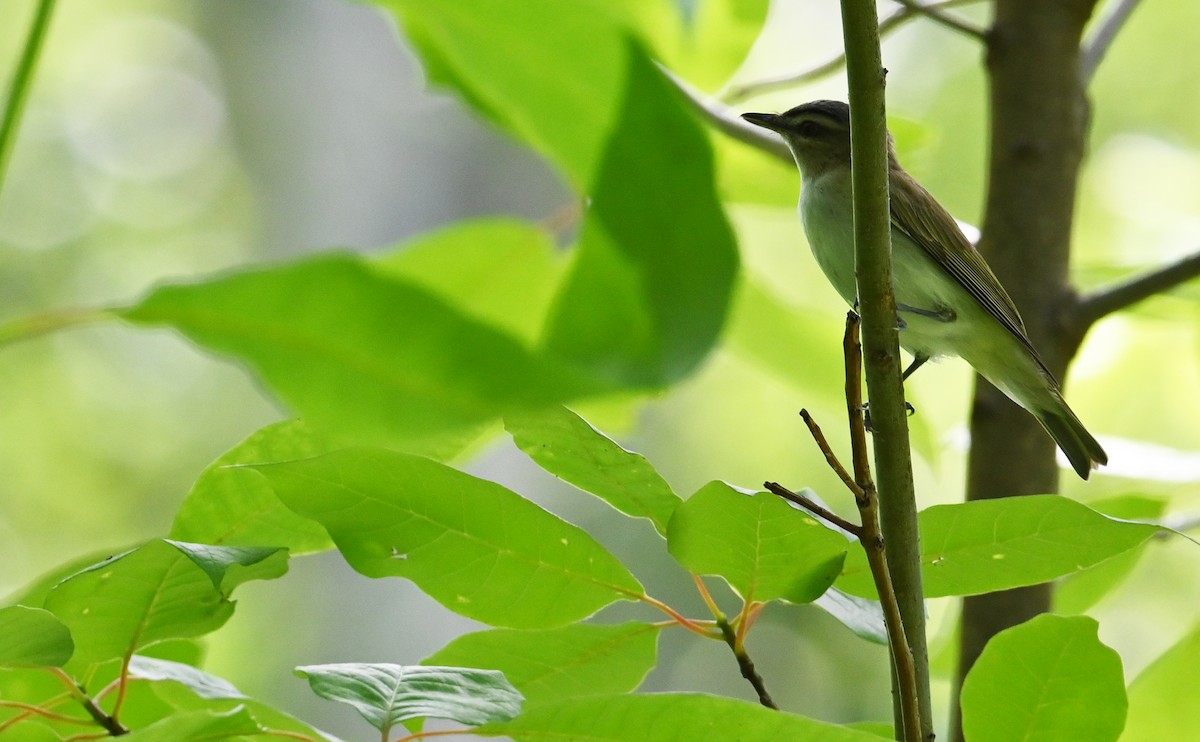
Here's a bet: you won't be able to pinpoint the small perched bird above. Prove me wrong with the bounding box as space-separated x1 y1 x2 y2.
742 100 1106 479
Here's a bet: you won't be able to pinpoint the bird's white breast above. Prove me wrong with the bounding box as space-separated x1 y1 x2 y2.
798 170 860 306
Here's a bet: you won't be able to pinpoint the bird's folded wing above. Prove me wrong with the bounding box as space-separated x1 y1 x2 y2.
888 169 1051 373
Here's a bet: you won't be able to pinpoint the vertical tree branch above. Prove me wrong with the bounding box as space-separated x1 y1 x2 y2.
953 2 1101 741
840 3 932 739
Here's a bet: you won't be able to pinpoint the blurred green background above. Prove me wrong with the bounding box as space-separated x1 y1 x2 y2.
2 0 1198 738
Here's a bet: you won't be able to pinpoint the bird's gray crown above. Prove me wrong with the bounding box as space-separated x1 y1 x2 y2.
779 100 850 131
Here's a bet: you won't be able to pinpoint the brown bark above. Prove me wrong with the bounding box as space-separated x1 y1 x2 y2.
950 2 1101 740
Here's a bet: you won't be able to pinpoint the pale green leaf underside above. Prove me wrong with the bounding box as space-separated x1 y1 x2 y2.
296 663 522 733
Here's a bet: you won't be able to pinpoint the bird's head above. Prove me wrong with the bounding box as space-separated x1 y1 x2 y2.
743 100 896 180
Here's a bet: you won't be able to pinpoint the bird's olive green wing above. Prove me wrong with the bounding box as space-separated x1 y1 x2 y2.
888 169 1048 367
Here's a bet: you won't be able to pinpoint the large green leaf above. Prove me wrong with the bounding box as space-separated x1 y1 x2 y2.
0 606 73 667
1121 625 1200 742
43 540 288 670
837 495 1161 598
121 254 597 454
505 405 680 534
961 615 1126 742
541 46 737 385
1052 495 1165 614
253 448 643 628
667 482 847 604
381 0 737 387
481 693 884 741
373 218 565 347
382 0 627 187
296 663 522 735
423 622 661 704
169 420 335 553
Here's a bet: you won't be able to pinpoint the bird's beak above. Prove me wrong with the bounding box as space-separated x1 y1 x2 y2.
741 112 783 132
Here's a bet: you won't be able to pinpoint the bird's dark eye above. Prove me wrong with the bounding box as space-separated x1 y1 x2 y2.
796 120 821 137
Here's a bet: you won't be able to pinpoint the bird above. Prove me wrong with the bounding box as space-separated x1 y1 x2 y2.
742 100 1106 479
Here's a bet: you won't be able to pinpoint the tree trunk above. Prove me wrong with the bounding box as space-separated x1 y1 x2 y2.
950 2 1100 740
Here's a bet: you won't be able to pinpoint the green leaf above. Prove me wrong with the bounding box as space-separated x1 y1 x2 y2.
3 547 137 610
296 663 522 735
667 482 847 604
169 420 335 553
119 706 263 741
837 495 1162 598
961 615 1126 742
1053 495 1166 614
481 692 885 741
505 406 680 534
166 542 288 595
373 218 565 346
384 0 627 186
0 606 73 667
385 0 737 386
541 46 737 386
423 622 661 704
666 0 772 91
128 655 246 700
44 539 288 670
121 254 597 454
1122 625 1200 742
129 655 334 741
253 448 643 628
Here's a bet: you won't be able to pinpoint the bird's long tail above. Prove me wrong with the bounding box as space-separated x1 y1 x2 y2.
1036 398 1108 480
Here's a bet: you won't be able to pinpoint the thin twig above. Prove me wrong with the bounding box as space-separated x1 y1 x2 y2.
0 307 114 348
0 0 58 201
50 669 128 736
764 481 863 537
661 65 791 163
798 409 865 500
716 616 778 709
722 0 986 103
842 313 874 492
893 0 988 39
1081 0 1144 84
839 313 923 742
639 594 720 638
1074 250 1200 329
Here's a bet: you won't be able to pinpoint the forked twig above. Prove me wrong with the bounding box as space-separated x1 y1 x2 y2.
767 312 922 741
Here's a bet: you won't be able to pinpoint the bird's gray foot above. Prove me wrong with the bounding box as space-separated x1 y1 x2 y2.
897 303 956 323
862 400 917 432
